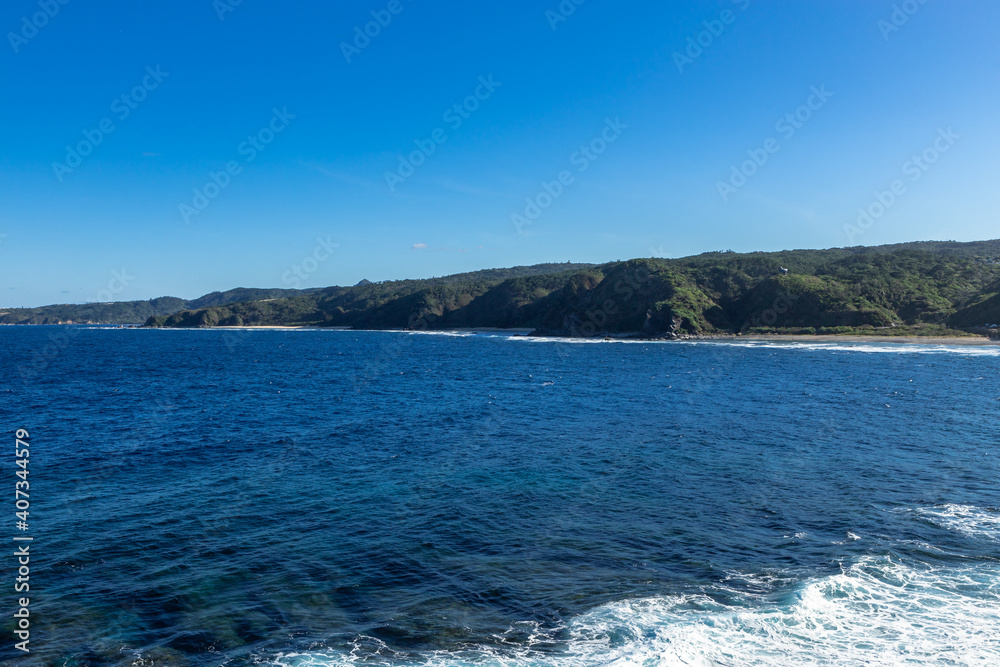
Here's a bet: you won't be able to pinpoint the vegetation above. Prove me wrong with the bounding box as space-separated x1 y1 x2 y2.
136 240 1000 338
0 297 187 325
144 264 596 329
9 242 1000 338
0 288 318 325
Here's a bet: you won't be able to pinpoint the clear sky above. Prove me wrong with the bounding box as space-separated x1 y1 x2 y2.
1 0 998 307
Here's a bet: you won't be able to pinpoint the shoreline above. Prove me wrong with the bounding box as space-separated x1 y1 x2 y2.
4 323 999 345
198 328 1000 344
720 334 999 346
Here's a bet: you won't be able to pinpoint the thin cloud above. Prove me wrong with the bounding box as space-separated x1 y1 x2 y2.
412 243 428 249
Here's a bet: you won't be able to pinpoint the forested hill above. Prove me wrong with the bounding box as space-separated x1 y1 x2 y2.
0 264 592 325
0 288 320 325
141 240 1000 337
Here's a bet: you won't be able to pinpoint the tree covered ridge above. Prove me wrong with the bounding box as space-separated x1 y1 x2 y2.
140 240 1000 336
0 264 592 325
0 288 317 325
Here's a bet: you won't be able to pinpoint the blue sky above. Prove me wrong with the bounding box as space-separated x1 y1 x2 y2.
1 0 998 307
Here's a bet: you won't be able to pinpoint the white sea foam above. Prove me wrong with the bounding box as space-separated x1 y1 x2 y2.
501 336 1000 355
263 557 1000 666
502 335 623 344
694 340 1000 357
92 327 1000 354
914 504 1000 541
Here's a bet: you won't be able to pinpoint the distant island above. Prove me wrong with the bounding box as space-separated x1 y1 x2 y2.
5 242 1000 339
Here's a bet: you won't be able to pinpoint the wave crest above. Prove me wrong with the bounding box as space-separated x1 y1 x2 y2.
264 558 1000 666
915 504 1000 541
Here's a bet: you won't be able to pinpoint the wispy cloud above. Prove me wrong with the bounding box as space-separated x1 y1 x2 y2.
412 243 428 250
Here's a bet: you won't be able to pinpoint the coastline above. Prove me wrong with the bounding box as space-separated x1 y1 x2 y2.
722 334 1000 346
213 325 329 330
4 323 999 345
184 328 1000 345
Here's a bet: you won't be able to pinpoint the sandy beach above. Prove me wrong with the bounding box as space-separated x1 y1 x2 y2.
730 334 999 346
32 321 996 347
200 328 1000 345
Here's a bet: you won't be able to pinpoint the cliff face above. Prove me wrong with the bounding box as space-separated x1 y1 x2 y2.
141 240 1000 337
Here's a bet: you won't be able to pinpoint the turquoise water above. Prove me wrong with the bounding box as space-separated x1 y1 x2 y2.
1 327 998 665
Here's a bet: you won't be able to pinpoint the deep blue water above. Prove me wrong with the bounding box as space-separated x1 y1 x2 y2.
1 326 999 666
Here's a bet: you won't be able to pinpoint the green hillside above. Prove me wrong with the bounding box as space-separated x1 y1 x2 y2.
140 241 1000 338
0 288 319 325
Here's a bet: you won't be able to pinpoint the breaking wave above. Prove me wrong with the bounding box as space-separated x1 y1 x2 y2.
262 557 1000 666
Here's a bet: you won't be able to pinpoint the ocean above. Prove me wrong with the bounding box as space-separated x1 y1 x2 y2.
1 326 998 666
